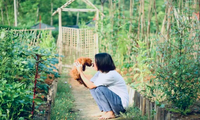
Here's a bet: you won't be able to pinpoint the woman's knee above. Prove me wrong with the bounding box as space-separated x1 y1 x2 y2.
95 86 107 93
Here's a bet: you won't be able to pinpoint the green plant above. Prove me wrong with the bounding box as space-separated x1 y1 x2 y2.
0 80 33 120
153 12 200 114
0 29 60 119
120 105 149 120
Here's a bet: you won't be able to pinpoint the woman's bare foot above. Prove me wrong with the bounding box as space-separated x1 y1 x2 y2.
98 111 115 119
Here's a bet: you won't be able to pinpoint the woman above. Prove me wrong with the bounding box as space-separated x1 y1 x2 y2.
74 53 129 119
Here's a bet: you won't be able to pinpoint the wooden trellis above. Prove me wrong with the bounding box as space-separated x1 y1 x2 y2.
52 0 104 73
62 27 96 64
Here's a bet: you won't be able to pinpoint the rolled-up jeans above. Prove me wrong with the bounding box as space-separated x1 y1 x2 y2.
90 86 125 115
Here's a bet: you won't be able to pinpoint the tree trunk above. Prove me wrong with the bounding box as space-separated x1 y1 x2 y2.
5 1 10 25
154 0 159 34
1 0 4 25
129 0 133 33
101 2 104 20
137 0 141 40
147 0 152 49
1 7 4 25
141 0 145 39
51 2 53 25
122 0 125 24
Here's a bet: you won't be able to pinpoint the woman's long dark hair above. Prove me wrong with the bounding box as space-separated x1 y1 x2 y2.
95 53 116 73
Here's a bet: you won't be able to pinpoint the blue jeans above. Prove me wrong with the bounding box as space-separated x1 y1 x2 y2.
90 86 125 115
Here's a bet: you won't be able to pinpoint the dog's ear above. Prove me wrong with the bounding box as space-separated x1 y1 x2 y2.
85 58 92 66
82 65 86 71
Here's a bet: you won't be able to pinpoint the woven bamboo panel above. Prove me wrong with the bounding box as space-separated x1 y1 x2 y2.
62 27 97 64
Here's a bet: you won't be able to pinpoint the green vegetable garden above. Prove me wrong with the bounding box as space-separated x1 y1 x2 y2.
0 0 200 119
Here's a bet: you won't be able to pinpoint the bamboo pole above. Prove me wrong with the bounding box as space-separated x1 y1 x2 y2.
58 8 62 73
161 1 168 39
62 8 96 12
77 28 80 53
167 0 172 40
14 0 17 26
109 0 113 51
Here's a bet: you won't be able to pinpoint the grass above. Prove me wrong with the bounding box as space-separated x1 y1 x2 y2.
120 105 150 120
50 74 77 120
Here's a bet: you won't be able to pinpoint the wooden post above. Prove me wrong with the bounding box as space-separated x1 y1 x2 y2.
58 8 62 74
128 87 136 106
95 11 99 53
76 12 79 25
142 97 146 116
140 96 143 113
134 91 140 108
146 99 150 119
154 102 157 120
165 111 171 120
150 102 154 120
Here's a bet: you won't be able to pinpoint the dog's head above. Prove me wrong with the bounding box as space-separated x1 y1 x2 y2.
76 57 93 71
77 57 92 66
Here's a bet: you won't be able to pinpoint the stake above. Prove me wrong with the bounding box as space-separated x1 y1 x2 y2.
31 54 40 118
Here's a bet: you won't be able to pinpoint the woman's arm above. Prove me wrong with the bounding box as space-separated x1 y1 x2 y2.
79 71 97 89
74 62 97 89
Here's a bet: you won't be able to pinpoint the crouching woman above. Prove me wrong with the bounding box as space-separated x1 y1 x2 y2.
74 53 129 119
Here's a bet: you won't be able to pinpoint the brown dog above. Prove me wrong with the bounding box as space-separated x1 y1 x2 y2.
70 57 93 87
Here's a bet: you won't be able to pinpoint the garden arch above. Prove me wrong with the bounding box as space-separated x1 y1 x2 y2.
52 0 104 72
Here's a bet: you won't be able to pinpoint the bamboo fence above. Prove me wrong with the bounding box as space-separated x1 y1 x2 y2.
62 27 97 64
12 29 53 46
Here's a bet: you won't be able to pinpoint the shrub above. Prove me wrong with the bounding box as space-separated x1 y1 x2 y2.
0 80 33 120
153 12 200 114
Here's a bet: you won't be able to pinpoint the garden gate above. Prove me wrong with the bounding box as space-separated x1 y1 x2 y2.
52 0 105 72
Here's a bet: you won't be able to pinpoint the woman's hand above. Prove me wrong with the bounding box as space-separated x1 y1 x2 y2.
74 61 83 73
